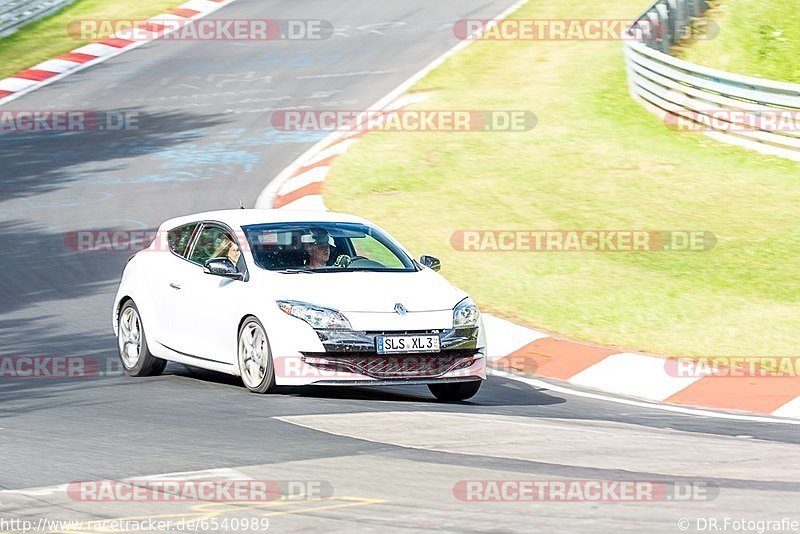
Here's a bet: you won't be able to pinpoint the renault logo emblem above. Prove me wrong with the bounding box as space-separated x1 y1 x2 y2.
394 303 407 315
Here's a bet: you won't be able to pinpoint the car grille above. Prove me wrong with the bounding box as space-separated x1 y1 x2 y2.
302 352 479 379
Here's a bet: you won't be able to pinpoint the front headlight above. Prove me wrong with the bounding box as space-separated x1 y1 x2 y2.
277 300 352 330
453 297 480 328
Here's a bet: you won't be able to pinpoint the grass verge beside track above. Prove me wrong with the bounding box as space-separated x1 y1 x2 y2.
0 0 179 80
325 0 800 357
674 0 800 83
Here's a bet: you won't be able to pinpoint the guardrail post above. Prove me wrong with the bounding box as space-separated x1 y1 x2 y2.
646 10 660 49
655 3 671 53
676 0 689 40
666 0 679 43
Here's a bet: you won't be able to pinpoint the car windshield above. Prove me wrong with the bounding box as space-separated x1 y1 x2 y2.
242 222 417 272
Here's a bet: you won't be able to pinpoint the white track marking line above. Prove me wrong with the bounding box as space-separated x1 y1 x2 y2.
488 368 800 425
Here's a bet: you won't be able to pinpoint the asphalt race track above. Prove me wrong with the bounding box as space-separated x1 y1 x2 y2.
0 1 798 532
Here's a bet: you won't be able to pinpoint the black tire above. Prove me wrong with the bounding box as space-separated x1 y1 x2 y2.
117 301 167 377
237 316 276 394
428 380 482 401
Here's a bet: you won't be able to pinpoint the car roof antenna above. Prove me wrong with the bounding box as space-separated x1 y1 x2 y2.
233 175 246 209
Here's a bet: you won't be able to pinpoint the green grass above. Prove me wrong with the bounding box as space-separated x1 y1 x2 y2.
674 0 800 82
326 0 800 358
0 0 179 79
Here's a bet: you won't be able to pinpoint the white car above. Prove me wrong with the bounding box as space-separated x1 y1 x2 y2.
112 209 486 401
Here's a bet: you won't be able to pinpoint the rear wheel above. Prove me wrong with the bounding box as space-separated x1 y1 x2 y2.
428 380 482 401
117 301 167 377
238 317 276 394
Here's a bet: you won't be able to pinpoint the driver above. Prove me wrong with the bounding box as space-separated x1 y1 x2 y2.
302 228 332 269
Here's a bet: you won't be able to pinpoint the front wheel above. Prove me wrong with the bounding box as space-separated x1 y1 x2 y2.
117 301 167 377
428 380 482 401
238 317 276 394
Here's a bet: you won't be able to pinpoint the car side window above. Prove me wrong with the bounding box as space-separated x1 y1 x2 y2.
188 225 241 267
167 223 198 258
352 234 405 268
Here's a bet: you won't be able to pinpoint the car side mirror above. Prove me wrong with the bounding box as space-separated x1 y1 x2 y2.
419 255 441 272
204 258 243 280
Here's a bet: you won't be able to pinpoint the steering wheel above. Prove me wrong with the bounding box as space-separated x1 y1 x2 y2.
333 255 370 268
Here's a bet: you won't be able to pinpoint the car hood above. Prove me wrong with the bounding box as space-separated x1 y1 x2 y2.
266 269 468 313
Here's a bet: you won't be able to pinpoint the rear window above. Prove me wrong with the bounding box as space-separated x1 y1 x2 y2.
167 223 197 257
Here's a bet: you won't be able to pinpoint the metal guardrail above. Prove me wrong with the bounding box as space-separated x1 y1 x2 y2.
624 0 800 161
0 0 76 37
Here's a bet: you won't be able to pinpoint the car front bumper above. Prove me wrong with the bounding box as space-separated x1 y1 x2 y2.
272 326 486 386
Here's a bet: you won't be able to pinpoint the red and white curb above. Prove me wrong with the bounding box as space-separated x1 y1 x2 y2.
255 111 800 422
253 6 799 423
0 0 239 106
256 94 431 211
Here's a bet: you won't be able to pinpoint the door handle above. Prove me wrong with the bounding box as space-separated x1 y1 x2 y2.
169 281 182 290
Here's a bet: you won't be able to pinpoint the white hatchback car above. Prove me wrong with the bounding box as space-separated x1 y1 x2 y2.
113 209 486 401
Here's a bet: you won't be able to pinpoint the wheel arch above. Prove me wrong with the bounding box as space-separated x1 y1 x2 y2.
114 295 134 332
237 313 259 335
235 313 262 376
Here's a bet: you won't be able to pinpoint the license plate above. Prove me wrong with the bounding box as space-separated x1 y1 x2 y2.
376 334 440 354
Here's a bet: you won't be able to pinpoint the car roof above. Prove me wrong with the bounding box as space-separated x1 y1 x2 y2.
159 209 372 231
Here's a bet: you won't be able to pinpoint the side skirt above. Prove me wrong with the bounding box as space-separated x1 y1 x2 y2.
150 339 239 376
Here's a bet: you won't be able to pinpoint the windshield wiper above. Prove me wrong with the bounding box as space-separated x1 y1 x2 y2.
275 268 315 274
